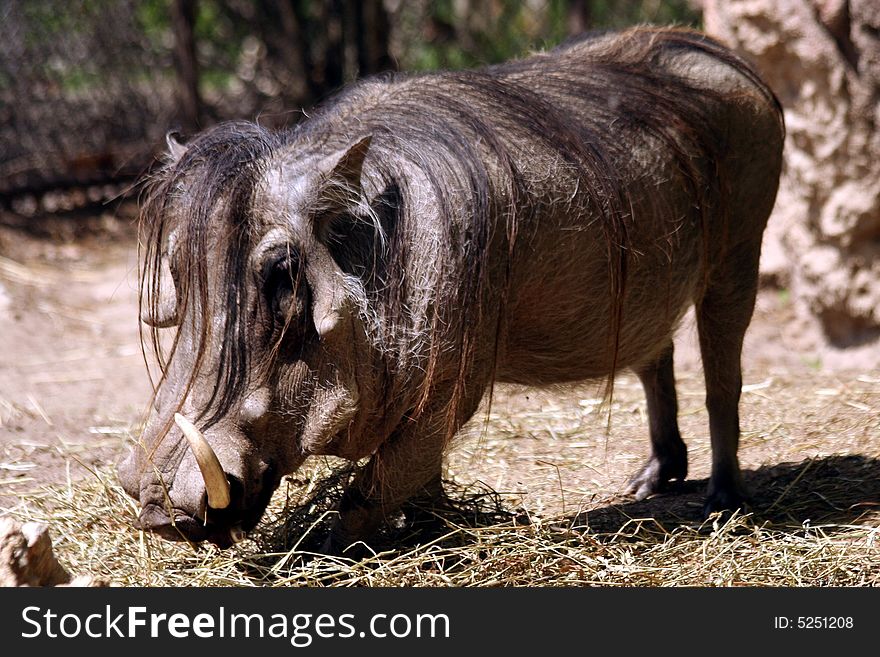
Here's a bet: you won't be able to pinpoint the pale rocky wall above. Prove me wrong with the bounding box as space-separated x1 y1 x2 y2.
703 0 880 360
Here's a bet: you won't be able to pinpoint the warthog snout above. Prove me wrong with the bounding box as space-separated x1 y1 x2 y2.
118 414 278 547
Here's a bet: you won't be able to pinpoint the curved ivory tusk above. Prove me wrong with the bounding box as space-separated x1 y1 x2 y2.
173 413 231 510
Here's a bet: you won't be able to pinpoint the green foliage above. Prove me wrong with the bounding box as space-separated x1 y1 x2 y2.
585 0 701 30
136 0 172 41
399 0 702 72
133 0 703 79
9 1 704 115
19 1 702 89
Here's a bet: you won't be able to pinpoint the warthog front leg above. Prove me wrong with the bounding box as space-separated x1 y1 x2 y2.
627 341 688 499
322 418 447 556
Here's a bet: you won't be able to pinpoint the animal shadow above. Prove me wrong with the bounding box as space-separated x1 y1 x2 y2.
581 454 880 535
250 454 880 574
255 475 520 561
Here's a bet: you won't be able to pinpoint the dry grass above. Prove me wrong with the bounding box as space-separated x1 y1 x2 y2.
8 472 880 587
3 319 879 587
7 445 879 587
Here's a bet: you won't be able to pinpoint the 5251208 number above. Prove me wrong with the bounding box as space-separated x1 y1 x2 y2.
774 616 854 630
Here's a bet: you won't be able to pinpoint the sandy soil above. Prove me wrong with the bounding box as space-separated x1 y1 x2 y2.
1 214 877 530
0 214 149 513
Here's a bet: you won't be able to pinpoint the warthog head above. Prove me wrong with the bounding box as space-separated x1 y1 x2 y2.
118 124 385 546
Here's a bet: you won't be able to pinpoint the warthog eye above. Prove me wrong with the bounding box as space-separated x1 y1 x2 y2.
261 250 308 327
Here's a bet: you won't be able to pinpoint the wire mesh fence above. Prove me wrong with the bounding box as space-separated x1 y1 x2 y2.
0 0 699 216
0 0 401 214
0 0 182 213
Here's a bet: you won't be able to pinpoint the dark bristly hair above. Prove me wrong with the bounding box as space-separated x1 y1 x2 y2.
139 27 783 449
139 122 282 430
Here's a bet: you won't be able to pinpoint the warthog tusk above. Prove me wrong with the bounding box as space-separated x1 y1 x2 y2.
173 413 231 510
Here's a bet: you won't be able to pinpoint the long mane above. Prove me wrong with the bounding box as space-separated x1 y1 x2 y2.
140 122 282 428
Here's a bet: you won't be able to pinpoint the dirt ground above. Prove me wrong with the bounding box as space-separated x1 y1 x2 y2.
0 212 148 513
1 212 878 534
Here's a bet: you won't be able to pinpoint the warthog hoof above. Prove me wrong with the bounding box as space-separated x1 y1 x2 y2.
702 481 749 519
626 446 688 500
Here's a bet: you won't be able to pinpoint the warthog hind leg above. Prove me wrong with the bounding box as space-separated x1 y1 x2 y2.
696 240 761 516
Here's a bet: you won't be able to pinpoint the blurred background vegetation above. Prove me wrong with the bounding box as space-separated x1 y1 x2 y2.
0 0 700 212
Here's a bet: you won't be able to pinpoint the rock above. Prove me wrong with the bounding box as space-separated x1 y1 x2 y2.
703 0 880 358
0 517 106 587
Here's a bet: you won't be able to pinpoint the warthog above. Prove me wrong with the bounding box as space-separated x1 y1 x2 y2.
118 27 784 553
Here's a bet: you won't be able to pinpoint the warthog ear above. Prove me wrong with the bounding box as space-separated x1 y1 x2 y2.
165 131 187 163
306 136 372 338
314 135 372 229
326 135 372 191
